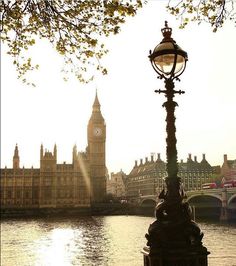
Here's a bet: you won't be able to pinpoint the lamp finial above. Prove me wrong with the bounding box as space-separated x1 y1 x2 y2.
161 21 172 41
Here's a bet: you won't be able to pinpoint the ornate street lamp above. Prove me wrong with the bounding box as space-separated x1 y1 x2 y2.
143 22 209 265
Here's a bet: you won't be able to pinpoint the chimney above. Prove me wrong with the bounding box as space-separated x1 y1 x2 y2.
188 153 192 160
135 160 138 167
157 153 161 160
151 155 154 162
145 157 148 163
194 156 197 162
202 154 206 160
140 159 143 165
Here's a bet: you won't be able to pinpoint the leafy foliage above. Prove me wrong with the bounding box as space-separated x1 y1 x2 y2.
167 0 236 31
0 0 143 84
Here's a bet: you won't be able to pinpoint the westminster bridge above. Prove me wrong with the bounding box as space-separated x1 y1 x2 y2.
138 187 236 221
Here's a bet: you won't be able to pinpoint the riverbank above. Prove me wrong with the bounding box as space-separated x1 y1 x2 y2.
0 203 155 219
1 203 235 221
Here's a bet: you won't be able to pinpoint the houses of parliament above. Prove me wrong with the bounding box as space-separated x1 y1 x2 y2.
0 93 106 209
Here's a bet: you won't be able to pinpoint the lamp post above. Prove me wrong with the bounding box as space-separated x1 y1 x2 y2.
142 22 209 266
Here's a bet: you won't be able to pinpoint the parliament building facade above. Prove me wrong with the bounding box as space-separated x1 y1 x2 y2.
0 93 106 209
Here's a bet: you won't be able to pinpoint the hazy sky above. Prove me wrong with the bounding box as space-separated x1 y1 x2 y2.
1 1 236 174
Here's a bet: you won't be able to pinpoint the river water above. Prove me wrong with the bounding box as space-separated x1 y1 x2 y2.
1 215 236 266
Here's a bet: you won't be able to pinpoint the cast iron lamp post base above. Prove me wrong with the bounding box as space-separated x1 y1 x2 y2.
142 169 210 265
143 177 210 265
143 245 209 266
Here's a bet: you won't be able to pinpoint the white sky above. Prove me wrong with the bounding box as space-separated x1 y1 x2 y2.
1 1 236 174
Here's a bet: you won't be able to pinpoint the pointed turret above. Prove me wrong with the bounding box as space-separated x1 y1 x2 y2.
73 144 77 154
53 144 57 159
73 144 78 164
14 144 19 157
40 144 44 160
13 144 20 169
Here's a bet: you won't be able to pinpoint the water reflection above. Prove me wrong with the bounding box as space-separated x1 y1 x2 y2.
1 216 236 266
200 221 236 266
34 217 112 266
37 228 76 265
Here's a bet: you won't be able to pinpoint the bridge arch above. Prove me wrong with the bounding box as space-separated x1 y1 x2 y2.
228 194 236 205
140 199 156 207
187 193 222 203
187 194 222 218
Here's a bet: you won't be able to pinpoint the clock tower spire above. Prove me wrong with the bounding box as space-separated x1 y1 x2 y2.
87 91 106 203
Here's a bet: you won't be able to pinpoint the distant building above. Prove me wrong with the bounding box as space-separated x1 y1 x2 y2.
0 92 107 209
106 170 127 198
221 154 236 180
126 153 214 201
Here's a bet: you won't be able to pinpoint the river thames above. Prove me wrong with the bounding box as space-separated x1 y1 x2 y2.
1 215 236 266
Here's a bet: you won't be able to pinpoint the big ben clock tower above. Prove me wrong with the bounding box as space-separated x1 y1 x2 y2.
87 91 106 203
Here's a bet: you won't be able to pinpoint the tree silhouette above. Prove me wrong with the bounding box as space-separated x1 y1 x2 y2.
0 0 143 84
1 1 235 85
167 0 235 31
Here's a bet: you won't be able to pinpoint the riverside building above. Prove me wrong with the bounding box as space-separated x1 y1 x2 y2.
0 93 106 209
221 154 236 180
126 153 214 201
106 170 127 199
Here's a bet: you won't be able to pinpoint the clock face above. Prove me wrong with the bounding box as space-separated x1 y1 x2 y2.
93 127 102 136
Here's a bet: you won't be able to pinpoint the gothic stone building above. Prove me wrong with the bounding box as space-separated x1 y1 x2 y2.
0 93 106 209
126 153 214 200
106 170 127 199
